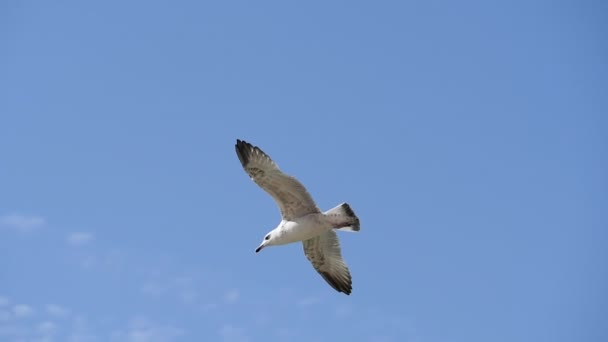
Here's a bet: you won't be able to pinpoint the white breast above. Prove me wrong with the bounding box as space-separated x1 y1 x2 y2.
276 214 331 245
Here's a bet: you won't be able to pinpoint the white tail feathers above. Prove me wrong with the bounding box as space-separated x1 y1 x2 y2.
324 203 360 232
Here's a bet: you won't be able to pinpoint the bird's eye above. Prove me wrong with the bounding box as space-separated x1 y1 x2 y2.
265 235 270 240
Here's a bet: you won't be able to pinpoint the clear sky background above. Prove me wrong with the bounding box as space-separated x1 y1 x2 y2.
1 1 606 342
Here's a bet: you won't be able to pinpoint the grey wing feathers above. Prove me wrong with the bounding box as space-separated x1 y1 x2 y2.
303 231 353 295
235 139 320 220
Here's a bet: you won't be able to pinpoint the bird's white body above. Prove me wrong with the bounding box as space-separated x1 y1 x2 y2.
272 214 333 245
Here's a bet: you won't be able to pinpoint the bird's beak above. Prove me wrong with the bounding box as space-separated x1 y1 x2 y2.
255 244 264 253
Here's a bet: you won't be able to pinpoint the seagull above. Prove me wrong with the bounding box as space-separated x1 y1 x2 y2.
235 139 360 295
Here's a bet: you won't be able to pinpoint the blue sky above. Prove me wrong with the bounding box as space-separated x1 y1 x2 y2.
1 1 606 341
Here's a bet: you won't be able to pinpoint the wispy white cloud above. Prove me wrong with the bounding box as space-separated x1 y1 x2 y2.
141 275 202 305
0 323 25 338
223 289 240 304
37 320 57 335
79 255 97 270
111 316 185 342
0 307 74 342
33 337 55 342
77 250 126 271
171 275 201 305
67 232 95 246
46 304 70 318
68 331 99 342
219 324 249 342
0 214 45 233
13 304 34 318
2 291 192 342
68 315 99 342
178 290 199 305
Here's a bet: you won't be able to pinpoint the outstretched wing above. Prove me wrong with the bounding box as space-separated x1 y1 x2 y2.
303 230 353 295
235 139 320 220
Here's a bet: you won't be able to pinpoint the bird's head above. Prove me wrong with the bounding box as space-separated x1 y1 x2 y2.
255 231 275 253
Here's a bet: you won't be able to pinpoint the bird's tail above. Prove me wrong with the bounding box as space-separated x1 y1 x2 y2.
324 203 360 232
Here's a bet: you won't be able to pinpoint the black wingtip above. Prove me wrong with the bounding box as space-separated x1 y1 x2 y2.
320 271 353 295
235 139 253 153
235 139 274 169
235 139 247 151
235 139 252 167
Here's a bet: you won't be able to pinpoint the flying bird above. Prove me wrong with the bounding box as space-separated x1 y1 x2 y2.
235 139 360 295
